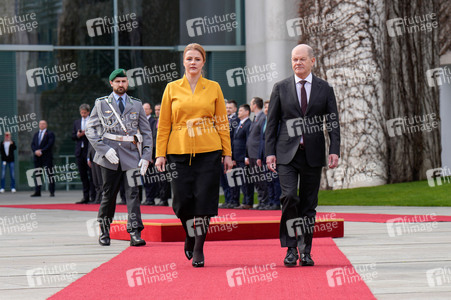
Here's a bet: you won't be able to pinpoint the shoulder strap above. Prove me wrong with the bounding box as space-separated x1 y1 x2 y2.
106 100 129 135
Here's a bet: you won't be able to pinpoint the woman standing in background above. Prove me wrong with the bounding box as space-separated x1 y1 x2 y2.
1 132 17 193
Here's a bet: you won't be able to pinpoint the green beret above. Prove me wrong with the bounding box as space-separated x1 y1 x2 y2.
109 69 127 81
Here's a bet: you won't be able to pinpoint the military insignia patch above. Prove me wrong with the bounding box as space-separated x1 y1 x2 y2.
130 112 138 120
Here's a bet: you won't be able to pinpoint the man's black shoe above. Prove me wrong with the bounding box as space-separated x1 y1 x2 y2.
142 201 155 206
228 203 240 209
76 199 90 204
118 201 126 205
156 200 169 206
284 247 299 267
300 253 314 266
99 226 110 246
258 204 270 210
49 193 55 197
267 204 281 210
219 203 230 208
30 193 41 197
130 232 146 246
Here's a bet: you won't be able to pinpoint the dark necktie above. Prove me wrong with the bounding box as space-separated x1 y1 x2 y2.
300 80 307 115
118 97 125 114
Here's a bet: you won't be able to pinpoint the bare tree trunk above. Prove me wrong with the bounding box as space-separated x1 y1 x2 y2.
383 0 441 182
297 0 387 189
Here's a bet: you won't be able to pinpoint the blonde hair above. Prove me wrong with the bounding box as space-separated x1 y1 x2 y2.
183 43 206 63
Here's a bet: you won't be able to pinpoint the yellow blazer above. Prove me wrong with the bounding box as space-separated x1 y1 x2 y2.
156 75 232 158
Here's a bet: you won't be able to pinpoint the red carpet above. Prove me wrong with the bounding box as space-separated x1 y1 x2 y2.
49 238 376 300
2 203 451 223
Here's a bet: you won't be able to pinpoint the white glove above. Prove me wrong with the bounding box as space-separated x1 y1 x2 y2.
138 159 150 176
105 148 119 164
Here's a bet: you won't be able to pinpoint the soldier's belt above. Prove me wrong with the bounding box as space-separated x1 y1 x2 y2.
103 133 135 142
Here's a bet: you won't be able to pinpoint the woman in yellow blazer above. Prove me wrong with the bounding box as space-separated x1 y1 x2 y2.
155 43 233 267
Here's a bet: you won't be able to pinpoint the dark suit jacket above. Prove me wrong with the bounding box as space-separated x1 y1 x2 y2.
31 130 55 163
72 118 90 158
148 116 157 159
246 111 266 159
1 141 16 162
232 118 251 162
265 74 340 167
258 120 266 160
229 113 239 151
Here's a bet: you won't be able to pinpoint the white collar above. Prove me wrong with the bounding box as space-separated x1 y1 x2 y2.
294 73 312 84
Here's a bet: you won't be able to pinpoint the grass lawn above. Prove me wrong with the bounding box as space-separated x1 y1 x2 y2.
318 179 451 206
219 179 451 206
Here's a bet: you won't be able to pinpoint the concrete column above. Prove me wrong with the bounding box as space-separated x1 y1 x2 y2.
245 0 299 102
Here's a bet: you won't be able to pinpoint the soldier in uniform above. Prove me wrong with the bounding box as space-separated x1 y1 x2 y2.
86 69 153 247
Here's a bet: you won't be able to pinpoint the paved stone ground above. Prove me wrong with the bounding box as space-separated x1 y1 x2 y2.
0 191 450 299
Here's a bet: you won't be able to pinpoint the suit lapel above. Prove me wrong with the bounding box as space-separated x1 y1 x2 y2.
289 76 302 116
306 75 320 115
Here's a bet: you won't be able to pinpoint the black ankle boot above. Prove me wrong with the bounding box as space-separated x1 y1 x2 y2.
99 225 110 246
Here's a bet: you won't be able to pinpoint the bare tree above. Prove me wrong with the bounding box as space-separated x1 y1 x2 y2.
297 0 444 188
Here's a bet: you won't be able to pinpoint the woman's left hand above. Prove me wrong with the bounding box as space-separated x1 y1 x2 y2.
223 156 233 173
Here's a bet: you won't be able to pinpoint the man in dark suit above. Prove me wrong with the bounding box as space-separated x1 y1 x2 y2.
31 120 56 197
265 44 340 267
142 103 158 205
73 104 96 204
258 100 281 210
153 103 171 206
246 97 268 209
219 99 239 208
231 104 254 209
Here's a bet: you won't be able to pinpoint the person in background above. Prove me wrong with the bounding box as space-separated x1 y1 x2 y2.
247 97 268 209
219 99 239 208
155 43 232 267
73 104 96 204
142 103 158 205
0 132 17 193
154 103 171 206
31 120 55 197
87 141 103 204
232 104 254 209
258 100 281 210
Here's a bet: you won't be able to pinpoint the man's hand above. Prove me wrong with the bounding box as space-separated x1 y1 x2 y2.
223 156 233 173
328 154 339 169
245 158 249 166
155 157 166 172
256 159 262 167
87 160 92 168
138 159 150 176
34 150 42 157
77 130 85 138
266 155 277 173
105 148 119 164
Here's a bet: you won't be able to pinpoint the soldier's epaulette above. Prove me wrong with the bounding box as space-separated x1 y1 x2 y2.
95 96 108 102
129 96 142 103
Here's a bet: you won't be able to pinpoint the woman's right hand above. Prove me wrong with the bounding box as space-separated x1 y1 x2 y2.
155 156 166 172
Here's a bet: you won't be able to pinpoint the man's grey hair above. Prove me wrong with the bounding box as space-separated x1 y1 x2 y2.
79 104 90 112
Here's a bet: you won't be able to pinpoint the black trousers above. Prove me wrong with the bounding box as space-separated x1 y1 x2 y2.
248 158 268 205
98 165 143 233
33 157 55 195
91 161 103 203
277 147 322 253
76 148 95 201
